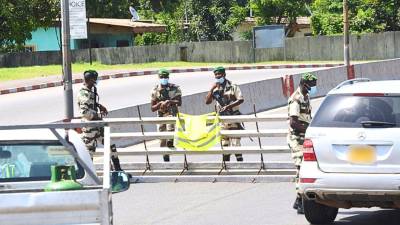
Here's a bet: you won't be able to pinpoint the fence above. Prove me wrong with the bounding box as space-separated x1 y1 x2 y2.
2 31 400 67
95 114 294 183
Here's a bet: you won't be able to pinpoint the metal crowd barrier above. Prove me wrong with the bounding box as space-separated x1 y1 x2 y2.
95 114 295 183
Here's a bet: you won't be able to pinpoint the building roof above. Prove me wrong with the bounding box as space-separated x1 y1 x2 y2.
89 18 166 33
244 17 310 25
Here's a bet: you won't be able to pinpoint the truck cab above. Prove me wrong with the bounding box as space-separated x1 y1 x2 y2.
0 125 129 225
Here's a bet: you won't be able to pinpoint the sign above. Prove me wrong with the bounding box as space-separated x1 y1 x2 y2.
69 0 87 39
253 25 285 49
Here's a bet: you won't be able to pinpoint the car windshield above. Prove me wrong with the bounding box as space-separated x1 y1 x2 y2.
311 95 400 128
0 141 83 182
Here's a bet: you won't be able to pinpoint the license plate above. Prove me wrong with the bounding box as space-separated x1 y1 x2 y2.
348 145 376 164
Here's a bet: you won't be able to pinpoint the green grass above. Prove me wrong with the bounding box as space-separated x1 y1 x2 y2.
0 60 348 82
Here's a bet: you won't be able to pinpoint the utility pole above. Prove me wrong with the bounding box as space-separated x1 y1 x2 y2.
343 0 350 67
61 0 74 120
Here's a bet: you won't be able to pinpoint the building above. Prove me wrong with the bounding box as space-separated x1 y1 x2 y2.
25 18 166 52
231 17 312 41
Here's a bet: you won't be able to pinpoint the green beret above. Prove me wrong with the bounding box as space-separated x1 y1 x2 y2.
213 66 225 74
302 72 317 81
158 68 170 76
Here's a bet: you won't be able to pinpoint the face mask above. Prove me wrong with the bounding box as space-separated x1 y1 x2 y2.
160 78 169 85
216 77 225 84
309 86 317 96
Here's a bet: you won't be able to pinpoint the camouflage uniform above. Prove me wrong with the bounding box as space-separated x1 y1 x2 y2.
287 87 312 179
151 83 182 147
77 86 103 156
212 80 244 161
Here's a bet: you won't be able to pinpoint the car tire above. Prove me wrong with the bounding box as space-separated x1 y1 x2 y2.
303 199 338 224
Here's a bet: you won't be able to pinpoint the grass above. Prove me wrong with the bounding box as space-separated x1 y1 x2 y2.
0 60 347 82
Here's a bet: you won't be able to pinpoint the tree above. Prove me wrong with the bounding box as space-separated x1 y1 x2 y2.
184 0 247 41
250 0 310 25
0 0 59 53
311 0 400 35
134 0 247 45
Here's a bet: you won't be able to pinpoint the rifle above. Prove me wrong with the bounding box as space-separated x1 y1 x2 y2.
212 90 236 116
212 90 253 142
93 86 102 120
159 87 178 116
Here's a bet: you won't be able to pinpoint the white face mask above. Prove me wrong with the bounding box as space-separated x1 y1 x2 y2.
216 77 225 84
160 78 169 85
309 86 317 96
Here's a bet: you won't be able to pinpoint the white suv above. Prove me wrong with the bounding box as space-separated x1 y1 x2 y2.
299 79 400 224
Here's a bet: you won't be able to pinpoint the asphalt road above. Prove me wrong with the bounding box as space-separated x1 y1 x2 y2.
0 68 327 125
113 182 397 225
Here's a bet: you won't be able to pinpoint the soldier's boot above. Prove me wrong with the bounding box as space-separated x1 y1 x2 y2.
222 154 231 161
163 155 170 162
110 145 132 178
297 196 304 214
293 196 301 210
163 140 174 162
110 144 122 171
235 154 243 162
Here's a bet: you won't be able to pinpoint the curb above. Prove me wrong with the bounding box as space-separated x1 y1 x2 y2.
0 64 342 95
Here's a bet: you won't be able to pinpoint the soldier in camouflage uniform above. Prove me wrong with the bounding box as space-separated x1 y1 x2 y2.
288 72 317 214
205 66 244 162
77 70 123 171
151 69 182 162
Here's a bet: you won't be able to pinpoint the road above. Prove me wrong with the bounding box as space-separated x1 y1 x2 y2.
0 68 328 125
112 100 400 225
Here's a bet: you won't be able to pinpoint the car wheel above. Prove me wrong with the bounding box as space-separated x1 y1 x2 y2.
303 199 338 224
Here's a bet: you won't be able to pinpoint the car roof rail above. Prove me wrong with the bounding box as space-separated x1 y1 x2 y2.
333 78 371 90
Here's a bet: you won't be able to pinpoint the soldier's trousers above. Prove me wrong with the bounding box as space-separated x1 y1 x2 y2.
158 121 175 162
222 124 243 162
81 126 122 171
287 134 304 191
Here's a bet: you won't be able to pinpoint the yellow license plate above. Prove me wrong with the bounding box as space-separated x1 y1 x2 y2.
348 145 376 164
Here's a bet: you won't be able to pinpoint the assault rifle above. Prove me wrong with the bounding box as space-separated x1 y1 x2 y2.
212 91 238 116
159 88 178 116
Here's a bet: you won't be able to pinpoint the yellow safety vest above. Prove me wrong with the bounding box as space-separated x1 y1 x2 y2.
174 112 221 151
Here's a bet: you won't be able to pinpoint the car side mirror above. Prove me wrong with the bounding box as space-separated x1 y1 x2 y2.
0 150 11 159
110 171 130 193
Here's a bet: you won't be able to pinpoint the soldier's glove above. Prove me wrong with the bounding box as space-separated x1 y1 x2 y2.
98 104 108 117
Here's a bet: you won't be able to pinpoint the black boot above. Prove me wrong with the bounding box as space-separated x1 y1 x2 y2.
293 196 300 210
111 144 122 171
297 197 304 214
223 154 231 161
163 155 170 162
235 154 243 162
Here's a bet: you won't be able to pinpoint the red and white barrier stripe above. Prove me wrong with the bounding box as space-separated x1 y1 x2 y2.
0 64 342 95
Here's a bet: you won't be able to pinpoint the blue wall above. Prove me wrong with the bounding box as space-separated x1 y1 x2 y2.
26 27 134 52
25 27 77 51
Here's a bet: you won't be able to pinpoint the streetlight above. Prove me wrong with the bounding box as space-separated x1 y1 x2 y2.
61 0 74 120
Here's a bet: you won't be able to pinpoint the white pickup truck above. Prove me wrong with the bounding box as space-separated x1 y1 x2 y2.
0 122 130 225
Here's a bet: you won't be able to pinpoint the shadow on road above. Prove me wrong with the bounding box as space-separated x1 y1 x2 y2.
331 209 400 225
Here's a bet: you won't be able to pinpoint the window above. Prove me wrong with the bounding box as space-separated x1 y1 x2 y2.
311 95 400 128
116 40 129 47
24 45 36 52
0 141 84 182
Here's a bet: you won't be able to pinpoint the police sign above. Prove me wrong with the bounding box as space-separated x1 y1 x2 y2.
69 0 87 39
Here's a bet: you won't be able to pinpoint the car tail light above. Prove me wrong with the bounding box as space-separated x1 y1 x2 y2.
300 178 317 183
303 139 317 161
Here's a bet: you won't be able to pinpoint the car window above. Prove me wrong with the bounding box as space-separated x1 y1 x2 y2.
0 141 84 182
311 95 400 127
